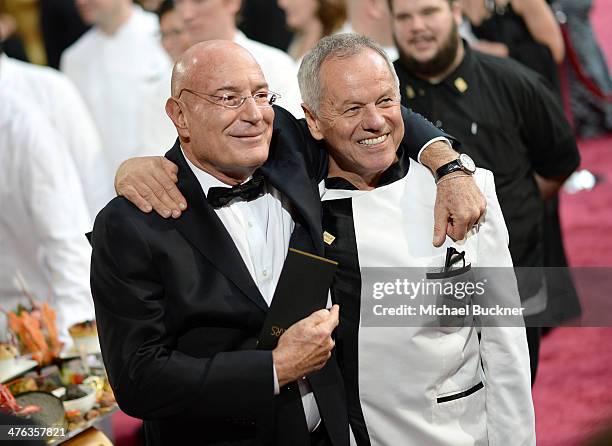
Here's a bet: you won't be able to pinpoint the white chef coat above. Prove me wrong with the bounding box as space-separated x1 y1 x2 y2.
320 163 535 446
234 31 304 118
0 91 95 344
0 54 113 221
60 4 173 176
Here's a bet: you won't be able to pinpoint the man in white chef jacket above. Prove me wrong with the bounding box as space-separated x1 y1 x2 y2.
61 0 172 176
299 34 535 446
0 52 113 221
0 89 95 345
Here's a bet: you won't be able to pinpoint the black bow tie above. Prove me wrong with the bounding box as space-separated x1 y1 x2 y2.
206 175 266 208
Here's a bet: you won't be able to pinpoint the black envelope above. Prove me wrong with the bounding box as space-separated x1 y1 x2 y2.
257 248 338 350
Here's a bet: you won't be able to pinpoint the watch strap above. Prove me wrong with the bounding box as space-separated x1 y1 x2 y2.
435 160 467 182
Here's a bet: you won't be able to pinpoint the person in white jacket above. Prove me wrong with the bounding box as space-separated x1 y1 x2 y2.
0 89 95 345
61 0 172 176
299 34 535 446
0 52 112 221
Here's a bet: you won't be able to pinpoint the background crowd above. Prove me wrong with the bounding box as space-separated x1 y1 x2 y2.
0 0 611 444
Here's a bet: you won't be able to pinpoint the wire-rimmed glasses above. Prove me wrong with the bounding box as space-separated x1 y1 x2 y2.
177 88 281 109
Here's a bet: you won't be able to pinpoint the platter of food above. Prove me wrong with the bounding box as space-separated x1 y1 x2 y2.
1 293 117 443
1 369 117 444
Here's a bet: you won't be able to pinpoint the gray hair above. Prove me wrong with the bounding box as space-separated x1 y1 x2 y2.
297 33 400 115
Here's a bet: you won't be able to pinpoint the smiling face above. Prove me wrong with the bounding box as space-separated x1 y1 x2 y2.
303 48 403 189
167 42 274 184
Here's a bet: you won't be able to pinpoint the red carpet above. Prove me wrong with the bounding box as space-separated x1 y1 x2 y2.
533 0 612 443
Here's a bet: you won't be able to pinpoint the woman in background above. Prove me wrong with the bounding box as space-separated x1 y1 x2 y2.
277 0 346 61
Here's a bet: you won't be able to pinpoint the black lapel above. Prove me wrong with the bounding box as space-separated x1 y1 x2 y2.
259 128 324 257
165 141 268 312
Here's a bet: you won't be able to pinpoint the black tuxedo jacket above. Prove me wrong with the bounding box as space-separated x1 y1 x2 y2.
90 105 448 445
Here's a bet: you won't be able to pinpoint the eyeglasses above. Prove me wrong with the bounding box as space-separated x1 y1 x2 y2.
177 88 281 109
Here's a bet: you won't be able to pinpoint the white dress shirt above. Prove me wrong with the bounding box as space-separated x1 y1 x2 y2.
0 54 113 221
183 152 321 431
60 5 173 175
234 31 304 119
0 91 95 345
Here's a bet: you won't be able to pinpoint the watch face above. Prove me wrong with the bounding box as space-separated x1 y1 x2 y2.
459 153 476 173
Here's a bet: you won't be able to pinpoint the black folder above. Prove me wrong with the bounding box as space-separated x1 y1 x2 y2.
257 248 338 350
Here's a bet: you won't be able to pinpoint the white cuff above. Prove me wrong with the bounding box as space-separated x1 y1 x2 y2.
416 137 455 164
273 362 280 395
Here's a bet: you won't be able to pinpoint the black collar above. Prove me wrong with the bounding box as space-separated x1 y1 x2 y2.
325 146 411 191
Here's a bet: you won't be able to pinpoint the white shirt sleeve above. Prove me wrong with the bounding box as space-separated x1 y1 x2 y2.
416 137 455 165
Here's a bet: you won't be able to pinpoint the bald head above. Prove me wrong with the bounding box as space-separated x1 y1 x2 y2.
171 40 261 97
165 39 274 185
